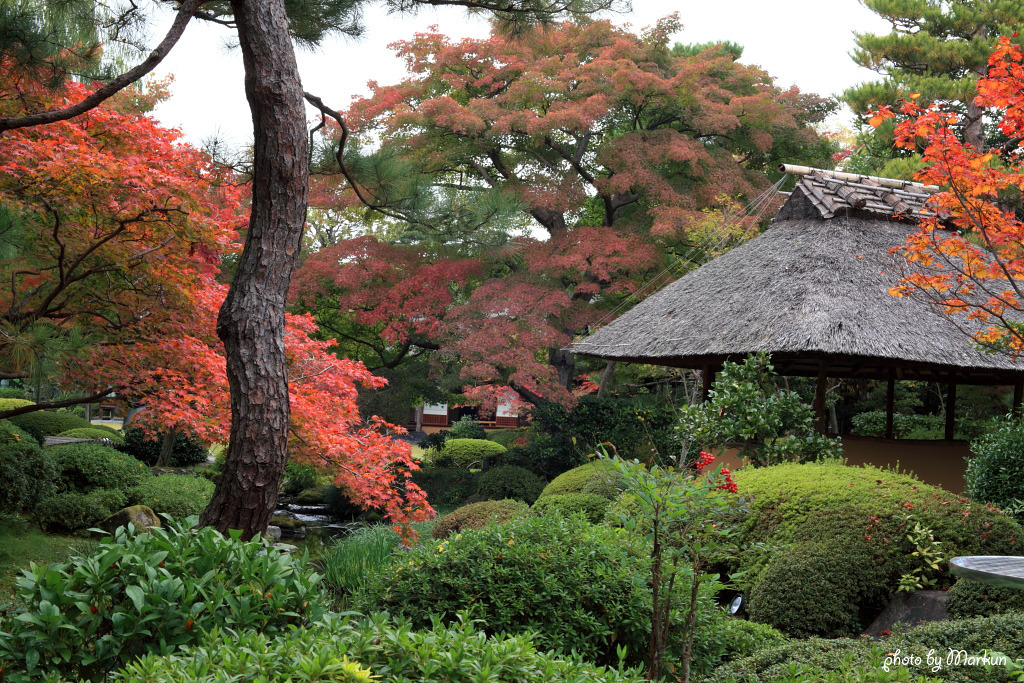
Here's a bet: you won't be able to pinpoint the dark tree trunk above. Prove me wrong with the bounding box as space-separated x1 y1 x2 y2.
156 430 177 468
549 346 575 389
198 0 308 539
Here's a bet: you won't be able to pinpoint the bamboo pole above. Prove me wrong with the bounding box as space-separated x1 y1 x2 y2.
778 164 939 193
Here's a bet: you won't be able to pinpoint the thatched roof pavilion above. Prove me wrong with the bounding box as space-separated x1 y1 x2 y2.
571 166 1024 440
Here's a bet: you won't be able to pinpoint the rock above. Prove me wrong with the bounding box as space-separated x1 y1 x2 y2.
98 505 162 535
864 590 949 638
264 525 282 542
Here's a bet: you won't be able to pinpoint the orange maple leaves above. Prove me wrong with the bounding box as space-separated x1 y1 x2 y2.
873 36 1024 355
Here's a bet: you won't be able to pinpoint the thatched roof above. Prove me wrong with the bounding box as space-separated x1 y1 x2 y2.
572 171 1024 385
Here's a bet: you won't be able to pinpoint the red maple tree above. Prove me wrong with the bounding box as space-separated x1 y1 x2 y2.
878 36 1024 356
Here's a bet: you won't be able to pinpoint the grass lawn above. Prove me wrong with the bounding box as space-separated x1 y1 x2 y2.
0 522 97 609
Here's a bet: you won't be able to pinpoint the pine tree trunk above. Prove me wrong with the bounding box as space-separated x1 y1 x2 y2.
198 0 308 539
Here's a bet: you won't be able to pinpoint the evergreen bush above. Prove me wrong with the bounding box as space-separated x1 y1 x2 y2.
56 427 125 444
0 421 56 513
946 577 1024 619
410 466 479 507
532 492 612 523
966 414 1024 521
430 499 530 539
117 426 209 467
437 438 506 468
33 489 126 533
132 475 215 519
474 465 545 504
8 409 92 445
47 443 151 495
732 461 1022 637
447 415 487 440
0 519 322 682
537 460 624 500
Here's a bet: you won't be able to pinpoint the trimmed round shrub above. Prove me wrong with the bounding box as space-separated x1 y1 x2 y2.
732 461 1023 637
410 466 479 507
0 387 28 399
132 475 215 519
0 421 57 513
48 443 151 495
474 465 545 504
447 415 487 440
747 539 890 638
430 499 530 539
33 488 127 533
966 414 1024 520
537 460 624 500
9 409 92 445
0 519 322 682
487 427 531 449
947 577 1024 619
359 513 658 668
116 613 643 683
532 492 612 523
0 397 33 411
437 438 506 468
117 426 209 467
57 427 125 444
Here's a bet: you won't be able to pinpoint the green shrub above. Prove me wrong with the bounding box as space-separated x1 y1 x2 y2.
966 414 1024 521
117 612 644 683
0 388 27 399
538 460 624 499
732 461 1023 637
282 460 318 495
0 519 322 682
324 482 381 521
359 513 659 667
747 539 890 637
474 465 545 504
56 427 125 444
487 427 531 449
437 438 506 468
420 430 449 451
9 409 92 445
447 415 487 440
0 397 33 411
532 492 612 523
947 577 1024 619
411 466 479 507
318 524 408 602
48 443 151 495
131 475 215 519
430 499 530 539
117 426 209 467
33 488 127 533
0 421 56 513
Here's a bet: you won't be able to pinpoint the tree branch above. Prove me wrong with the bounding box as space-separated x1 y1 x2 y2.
0 0 199 133
0 388 117 420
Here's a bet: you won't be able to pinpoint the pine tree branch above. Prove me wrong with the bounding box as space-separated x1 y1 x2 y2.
0 388 116 420
0 0 199 133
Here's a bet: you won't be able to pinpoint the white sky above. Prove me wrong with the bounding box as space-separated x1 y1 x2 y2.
148 0 892 148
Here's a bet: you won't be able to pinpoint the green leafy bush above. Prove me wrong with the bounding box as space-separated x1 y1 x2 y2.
358 513 659 667
532 492 612 523
0 519 323 682
0 421 56 514
56 427 125 444
0 387 27 399
474 465 545 504
32 488 127 533
131 475 215 519
732 461 1022 637
487 427 531 449
447 415 487 440
117 612 644 683
410 466 480 507
677 352 842 467
282 460 319 495
117 427 209 467
537 460 624 499
8 409 92 445
48 442 151 495
0 397 33 411
430 499 530 539
966 414 1024 521
420 430 449 451
947 577 1024 619
437 438 506 468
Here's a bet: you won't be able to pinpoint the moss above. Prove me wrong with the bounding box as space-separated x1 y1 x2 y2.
269 515 307 530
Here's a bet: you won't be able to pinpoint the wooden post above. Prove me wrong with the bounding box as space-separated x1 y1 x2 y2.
945 378 957 441
885 369 895 440
814 361 828 433
701 364 715 402
1014 378 1023 416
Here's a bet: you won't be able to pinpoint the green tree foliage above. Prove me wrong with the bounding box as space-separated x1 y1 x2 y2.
843 0 1024 173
